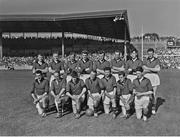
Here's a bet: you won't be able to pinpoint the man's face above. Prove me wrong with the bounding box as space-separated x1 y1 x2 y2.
70 54 75 61
131 51 137 59
104 70 111 77
53 53 58 61
147 51 154 59
54 72 60 80
99 53 105 61
38 55 43 62
72 77 77 82
82 53 88 60
35 73 42 81
119 74 125 82
90 71 96 79
136 71 143 79
114 52 120 60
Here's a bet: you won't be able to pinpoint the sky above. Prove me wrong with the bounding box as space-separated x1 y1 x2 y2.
0 0 180 37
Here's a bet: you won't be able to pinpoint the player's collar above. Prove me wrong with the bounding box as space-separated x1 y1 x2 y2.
114 58 122 62
82 58 89 63
132 58 138 62
148 57 155 62
99 59 105 64
71 59 76 64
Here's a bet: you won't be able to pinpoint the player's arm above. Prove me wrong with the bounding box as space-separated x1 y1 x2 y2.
78 80 87 98
50 81 57 98
58 79 66 97
31 82 38 103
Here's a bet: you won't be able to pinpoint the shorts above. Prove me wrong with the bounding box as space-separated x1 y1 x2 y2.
80 74 90 82
97 74 104 79
127 74 137 82
144 73 160 86
119 94 131 106
87 93 101 107
66 75 72 83
134 95 150 109
103 91 116 105
112 74 119 81
71 94 85 105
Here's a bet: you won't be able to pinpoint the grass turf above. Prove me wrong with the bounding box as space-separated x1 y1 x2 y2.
0 69 180 135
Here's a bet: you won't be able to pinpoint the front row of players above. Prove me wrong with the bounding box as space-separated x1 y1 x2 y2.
31 66 154 121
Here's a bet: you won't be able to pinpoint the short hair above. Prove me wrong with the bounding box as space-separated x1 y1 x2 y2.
53 52 58 55
98 50 105 54
70 52 76 56
115 50 122 54
71 71 78 78
130 49 138 54
82 50 88 55
104 67 111 72
37 53 43 57
135 66 143 73
118 71 126 77
147 48 155 53
35 70 42 75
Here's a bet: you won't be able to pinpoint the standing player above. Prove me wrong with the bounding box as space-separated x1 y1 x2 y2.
101 67 117 119
48 52 65 86
126 49 143 82
117 71 134 119
31 70 49 117
50 71 69 118
133 67 153 121
111 50 125 81
66 71 87 119
93 50 111 79
32 54 48 76
143 48 161 114
65 52 79 83
85 70 104 117
78 50 93 75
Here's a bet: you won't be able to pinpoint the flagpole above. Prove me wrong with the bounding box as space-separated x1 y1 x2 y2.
141 25 144 61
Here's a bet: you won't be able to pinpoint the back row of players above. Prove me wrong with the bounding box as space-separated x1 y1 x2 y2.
31 48 160 121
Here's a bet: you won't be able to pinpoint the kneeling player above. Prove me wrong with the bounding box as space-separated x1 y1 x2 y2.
85 70 104 117
117 71 134 119
66 71 87 119
50 71 69 118
101 67 117 119
31 70 49 117
133 67 153 121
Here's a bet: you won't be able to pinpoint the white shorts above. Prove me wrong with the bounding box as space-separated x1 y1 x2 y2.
144 73 160 86
50 75 55 87
66 75 72 83
134 96 150 109
112 74 119 81
127 74 137 82
71 94 85 105
97 74 104 79
87 93 101 107
119 94 131 106
80 74 90 82
103 91 116 105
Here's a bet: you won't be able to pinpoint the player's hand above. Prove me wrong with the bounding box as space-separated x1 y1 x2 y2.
85 68 90 71
125 103 130 110
121 98 126 105
33 99 39 104
128 68 132 72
